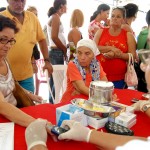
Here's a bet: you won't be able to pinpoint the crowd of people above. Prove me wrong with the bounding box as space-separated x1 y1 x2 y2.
0 0 150 149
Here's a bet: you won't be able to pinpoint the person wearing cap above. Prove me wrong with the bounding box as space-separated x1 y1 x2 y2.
60 39 107 103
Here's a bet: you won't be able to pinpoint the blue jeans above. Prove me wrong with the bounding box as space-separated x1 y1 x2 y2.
113 80 126 89
49 49 64 103
18 77 34 93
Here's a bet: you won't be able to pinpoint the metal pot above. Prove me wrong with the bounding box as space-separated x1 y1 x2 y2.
89 81 114 105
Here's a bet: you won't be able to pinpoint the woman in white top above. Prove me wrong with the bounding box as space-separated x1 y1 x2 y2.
47 0 67 103
0 16 55 150
47 0 67 64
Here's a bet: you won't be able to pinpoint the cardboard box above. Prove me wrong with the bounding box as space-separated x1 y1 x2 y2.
110 102 135 113
125 106 135 113
87 116 108 129
108 102 126 119
56 104 87 126
115 112 136 127
127 119 136 128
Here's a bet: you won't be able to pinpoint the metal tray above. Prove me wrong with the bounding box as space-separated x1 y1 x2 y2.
71 98 116 118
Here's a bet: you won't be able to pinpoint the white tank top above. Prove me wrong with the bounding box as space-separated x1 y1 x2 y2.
47 17 66 47
0 60 17 106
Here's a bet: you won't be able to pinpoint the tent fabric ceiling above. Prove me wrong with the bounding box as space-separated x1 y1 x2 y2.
95 0 150 12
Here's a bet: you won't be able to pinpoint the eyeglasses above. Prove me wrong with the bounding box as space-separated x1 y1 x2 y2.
0 38 16 45
112 6 126 18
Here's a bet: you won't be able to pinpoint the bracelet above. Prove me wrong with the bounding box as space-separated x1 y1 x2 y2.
44 58 50 62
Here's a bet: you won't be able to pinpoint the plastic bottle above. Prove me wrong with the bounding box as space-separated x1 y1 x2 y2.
69 42 76 61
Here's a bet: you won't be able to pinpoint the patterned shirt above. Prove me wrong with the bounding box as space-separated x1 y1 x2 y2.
0 60 17 106
88 20 104 40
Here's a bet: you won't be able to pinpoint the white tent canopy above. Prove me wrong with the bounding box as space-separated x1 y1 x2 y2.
0 0 149 37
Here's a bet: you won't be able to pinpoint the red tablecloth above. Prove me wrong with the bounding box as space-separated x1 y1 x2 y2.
0 89 150 150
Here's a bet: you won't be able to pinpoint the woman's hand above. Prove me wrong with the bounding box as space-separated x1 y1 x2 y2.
112 93 119 101
28 93 43 103
25 119 48 150
103 51 115 59
58 120 92 142
112 47 122 58
132 100 150 111
71 89 81 96
103 47 122 59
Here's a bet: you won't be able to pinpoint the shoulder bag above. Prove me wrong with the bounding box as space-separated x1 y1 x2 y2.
125 53 138 87
7 60 35 108
13 81 35 108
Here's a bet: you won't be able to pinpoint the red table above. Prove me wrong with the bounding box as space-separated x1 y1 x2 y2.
0 89 150 150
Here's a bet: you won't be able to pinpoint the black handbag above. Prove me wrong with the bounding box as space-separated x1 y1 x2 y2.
134 60 147 92
135 42 148 92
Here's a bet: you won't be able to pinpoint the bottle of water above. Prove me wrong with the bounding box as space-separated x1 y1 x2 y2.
69 42 76 61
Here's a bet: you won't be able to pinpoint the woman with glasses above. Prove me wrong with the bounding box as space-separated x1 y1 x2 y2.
0 15 54 150
0 0 53 94
0 15 43 123
94 7 136 89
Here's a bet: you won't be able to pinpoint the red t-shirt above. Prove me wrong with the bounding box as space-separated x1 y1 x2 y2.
61 62 106 103
96 28 128 81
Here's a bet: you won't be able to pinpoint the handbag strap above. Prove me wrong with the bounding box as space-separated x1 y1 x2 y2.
127 53 134 66
127 53 131 66
130 53 134 64
6 59 17 82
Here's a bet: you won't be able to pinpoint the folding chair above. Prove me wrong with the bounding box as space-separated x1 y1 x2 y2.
46 65 67 104
34 59 47 95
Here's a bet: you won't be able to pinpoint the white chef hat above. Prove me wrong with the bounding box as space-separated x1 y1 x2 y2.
76 39 100 56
